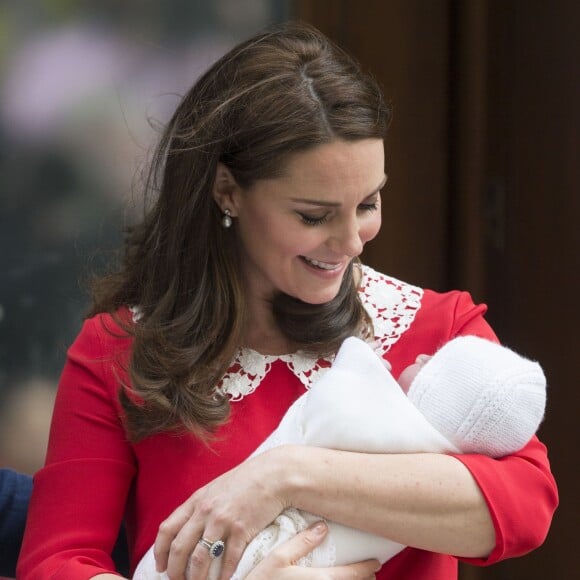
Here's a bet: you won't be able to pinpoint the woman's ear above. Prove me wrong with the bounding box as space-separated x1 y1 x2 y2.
212 162 241 215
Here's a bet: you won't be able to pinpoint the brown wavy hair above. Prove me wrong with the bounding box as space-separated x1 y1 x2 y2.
89 21 390 441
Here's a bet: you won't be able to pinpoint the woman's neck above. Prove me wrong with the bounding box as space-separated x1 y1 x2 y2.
241 316 297 355
241 296 296 355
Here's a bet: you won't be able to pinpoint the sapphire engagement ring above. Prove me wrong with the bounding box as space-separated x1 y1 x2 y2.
198 537 225 559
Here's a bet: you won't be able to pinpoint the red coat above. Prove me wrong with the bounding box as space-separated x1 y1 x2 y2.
17 268 558 579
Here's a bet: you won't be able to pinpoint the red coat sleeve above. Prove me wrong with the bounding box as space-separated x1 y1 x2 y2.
455 437 558 565
17 315 137 579
447 291 559 565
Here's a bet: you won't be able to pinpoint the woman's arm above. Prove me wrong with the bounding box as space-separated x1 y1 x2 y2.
281 446 495 558
281 437 557 567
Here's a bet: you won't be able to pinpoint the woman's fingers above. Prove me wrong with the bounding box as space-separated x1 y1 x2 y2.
272 520 329 565
154 512 381 580
245 521 381 579
153 498 197 573
154 495 249 579
244 521 328 580
152 449 291 578
184 530 247 580
168 527 207 579
215 533 248 580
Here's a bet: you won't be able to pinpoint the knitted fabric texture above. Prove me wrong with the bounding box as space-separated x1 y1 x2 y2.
407 336 546 457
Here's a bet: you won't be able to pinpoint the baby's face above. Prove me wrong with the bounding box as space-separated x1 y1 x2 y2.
397 354 432 393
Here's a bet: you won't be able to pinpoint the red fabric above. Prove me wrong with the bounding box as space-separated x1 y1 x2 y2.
17 287 558 579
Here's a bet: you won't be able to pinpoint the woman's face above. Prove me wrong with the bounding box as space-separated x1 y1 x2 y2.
228 138 385 307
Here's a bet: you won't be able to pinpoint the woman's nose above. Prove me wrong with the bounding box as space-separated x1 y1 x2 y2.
328 218 364 257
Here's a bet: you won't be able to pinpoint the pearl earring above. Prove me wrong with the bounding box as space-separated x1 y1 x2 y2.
221 208 232 228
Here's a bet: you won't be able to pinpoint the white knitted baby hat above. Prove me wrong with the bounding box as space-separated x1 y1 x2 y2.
406 336 546 457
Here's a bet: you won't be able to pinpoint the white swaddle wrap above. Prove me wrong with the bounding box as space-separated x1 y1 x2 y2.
134 336 545 579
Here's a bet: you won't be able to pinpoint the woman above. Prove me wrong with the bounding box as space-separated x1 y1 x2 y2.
17 22 557 580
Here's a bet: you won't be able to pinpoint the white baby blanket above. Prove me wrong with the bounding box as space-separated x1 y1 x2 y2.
134 337 461 579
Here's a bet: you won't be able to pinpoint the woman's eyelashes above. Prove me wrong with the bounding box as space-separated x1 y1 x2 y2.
297 201 379 227
298 212 330 226
358 201 379 212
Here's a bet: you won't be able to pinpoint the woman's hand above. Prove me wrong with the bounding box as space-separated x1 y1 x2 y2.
153 447 291 580
246 522 380 579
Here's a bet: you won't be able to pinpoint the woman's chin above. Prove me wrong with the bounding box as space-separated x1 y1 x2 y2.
294 287 342 305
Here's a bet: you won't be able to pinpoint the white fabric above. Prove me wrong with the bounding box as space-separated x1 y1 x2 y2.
134 336 545 579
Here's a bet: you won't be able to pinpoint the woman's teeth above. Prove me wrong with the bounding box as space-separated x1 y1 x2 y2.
302 257 341 270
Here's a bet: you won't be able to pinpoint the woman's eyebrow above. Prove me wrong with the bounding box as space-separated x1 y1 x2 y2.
290 174 387 207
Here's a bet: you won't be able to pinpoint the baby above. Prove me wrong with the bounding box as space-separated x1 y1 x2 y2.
134 335 546 579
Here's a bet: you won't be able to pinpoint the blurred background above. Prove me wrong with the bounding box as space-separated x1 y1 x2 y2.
0 1 578 579
0 0 290 473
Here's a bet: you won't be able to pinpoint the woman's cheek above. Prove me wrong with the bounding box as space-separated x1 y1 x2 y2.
362 213 382 244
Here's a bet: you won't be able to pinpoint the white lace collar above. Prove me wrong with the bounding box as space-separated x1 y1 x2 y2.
217 266 423 401
130 266 423 401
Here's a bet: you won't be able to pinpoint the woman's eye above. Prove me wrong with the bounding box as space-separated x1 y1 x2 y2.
298 212 329 226
297 200 377 226
358 201 379 212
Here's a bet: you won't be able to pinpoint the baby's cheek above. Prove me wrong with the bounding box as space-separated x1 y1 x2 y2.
397 363 422 394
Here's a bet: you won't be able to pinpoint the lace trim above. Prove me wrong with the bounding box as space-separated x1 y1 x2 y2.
129 266 424 401
217 265 423 400
359 265 424 354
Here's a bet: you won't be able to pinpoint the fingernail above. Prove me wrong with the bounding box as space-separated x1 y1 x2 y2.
311 521 327 535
